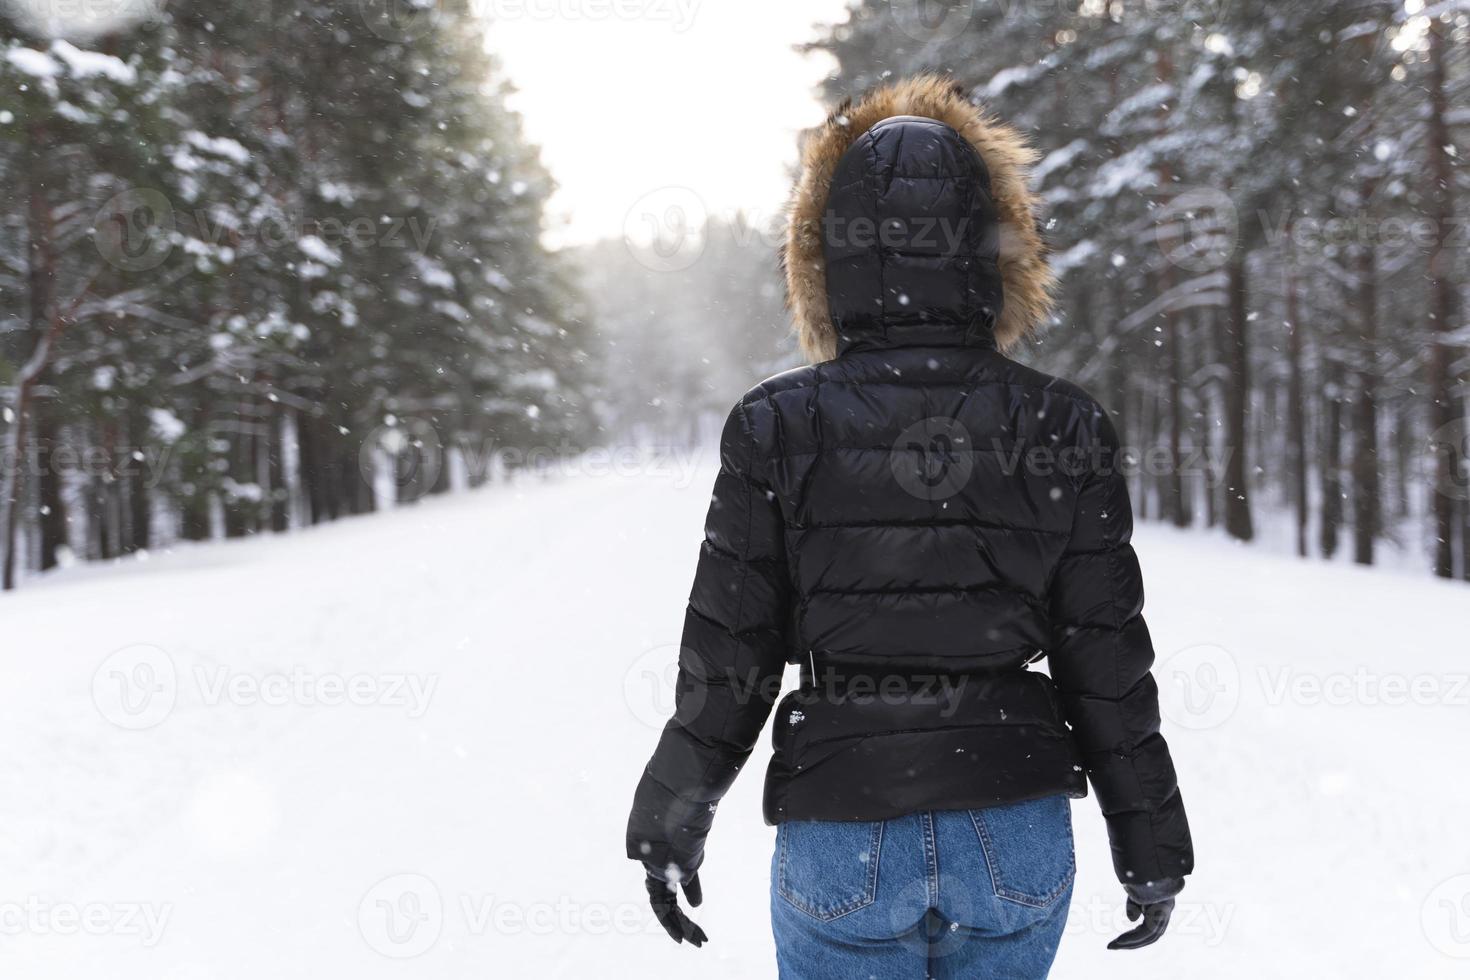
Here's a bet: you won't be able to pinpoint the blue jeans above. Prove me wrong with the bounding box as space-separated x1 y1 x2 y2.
770 796 1074 979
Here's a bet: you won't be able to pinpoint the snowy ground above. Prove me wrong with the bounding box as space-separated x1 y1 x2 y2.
4 456 1470 978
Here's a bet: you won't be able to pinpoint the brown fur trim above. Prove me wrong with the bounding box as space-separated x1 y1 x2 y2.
783 74 1056 362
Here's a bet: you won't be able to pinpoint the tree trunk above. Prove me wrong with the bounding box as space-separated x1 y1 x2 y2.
1285 246 1308 558
2 396 33 588
298 410 326 525
1351 229 1380 566
1134 384 1151 521
1222 247 1254 541
100 423 121 560
223 399 253 538
1320 359 1345 560
180 493 211 541
36 401 68 570
429 432 451 498
123 405 152 554
1461 394 1470 581
1203 307 1224 529
1393 399 1413 522
1164 299 1190 527
180 400 211 542
266 406 290 532
320 418 344 521
343 440 376 515
4 121 57 591
1426 19 1461 578
1107 303 1129 445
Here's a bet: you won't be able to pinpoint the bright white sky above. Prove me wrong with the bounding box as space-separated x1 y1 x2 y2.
484 0 854 247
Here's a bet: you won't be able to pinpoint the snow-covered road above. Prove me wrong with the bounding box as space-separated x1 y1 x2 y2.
4 459 1469 978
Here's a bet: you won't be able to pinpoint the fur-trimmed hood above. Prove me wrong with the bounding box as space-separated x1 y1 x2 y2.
783 75 1055 362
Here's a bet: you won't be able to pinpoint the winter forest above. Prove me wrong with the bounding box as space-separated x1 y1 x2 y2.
3 1 1470 586
818 0 1470 581
4 2 1470 978
0 0 596 591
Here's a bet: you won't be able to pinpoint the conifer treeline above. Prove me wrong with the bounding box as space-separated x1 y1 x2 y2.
0 1 593 588
811 0 1470 577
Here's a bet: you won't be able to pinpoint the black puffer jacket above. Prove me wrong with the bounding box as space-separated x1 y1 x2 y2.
627 76 1193 887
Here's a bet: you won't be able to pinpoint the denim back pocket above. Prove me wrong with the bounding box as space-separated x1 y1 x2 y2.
776 820 884 922
970 795 1075 908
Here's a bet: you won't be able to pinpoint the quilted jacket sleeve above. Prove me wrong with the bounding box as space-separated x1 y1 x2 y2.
625 399 791 877
1047 411 1194 885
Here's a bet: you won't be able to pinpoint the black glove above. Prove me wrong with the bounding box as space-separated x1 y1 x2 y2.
644 870 707 947
1107 877 1185 950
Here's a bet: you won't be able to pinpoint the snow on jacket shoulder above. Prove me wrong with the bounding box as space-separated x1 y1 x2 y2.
626 75 1193 887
